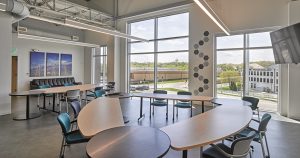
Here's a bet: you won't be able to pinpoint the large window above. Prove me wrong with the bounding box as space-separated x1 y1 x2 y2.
128 13 189 94
216 32 279 112
92 46 108 84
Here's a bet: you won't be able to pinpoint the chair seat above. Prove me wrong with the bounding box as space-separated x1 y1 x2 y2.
86 93 96 97
174 102 191 108
151 100 168 106
237 128 260 142
65 130 89 144
60 98 79 102
203 143 232 158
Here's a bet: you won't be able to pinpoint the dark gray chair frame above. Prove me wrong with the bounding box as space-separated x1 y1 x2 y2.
242 96 260 121
173 91 193 121
150 90 169 119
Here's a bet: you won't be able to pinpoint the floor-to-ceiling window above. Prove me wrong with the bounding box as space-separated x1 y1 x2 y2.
216 31 279 112
92 46 108 84
128 12 189 94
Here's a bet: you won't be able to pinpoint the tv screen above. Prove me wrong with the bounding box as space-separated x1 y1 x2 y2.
270 23 300 64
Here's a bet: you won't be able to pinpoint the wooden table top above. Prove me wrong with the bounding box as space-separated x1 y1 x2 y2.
77 97 125 138
133 93 213 101
9 90 45 96
211 98 252 106
160 104 252 151
86 126 171 158
43 84 96 94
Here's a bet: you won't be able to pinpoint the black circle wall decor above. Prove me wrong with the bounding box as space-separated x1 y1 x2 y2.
203 79 209 84
199 64 204 69
204 55 209 61
204 31 210 36
199 40 204 46
194 50 199 55
193 73 199 78
198 87 204 92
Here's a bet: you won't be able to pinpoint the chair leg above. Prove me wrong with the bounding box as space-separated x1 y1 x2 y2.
190 103 193 117
259 133 267 158
59 137 65 158
59 101 62 113
264 134 270 158
249 150 252 158
176 107 178 117
166 100 168 120
149 104 152 119
173 105 175 121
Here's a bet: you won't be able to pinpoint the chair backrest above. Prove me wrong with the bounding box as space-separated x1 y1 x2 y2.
95 90 106 98
231 131 256 156
39 85 51 89
177 91 192 102
70 101 81 118
66 89 81 99
107 82 115 89
258 113 272 132
57 113 71 135
95 86 103 91
242 96 259 110
153 90 167 101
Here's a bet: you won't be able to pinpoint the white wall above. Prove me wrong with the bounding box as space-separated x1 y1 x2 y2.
12 34 85 91
0 12 12 115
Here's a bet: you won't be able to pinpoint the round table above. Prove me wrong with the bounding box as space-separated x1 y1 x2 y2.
86 126 171 158
211 98 252 106
9 90 44 120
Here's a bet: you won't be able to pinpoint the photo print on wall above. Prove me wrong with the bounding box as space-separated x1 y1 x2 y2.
60 54 72 76
30 51 45 77
46 53 59 76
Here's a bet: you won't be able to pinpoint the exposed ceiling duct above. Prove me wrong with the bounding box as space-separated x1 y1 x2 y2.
5 0 30 23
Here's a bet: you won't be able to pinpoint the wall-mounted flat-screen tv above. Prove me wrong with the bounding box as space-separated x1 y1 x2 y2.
270 22 300 64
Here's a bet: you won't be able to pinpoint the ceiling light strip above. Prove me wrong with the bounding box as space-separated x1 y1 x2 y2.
0 2 6 11
18 33 100 48
193 0 230 35
65 19 149 42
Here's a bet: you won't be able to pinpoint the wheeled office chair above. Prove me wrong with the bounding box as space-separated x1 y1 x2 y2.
173 91 192 120
57 113 89 158
150 90 169 119
242 96 260 121
236 113 271 158
203 131 256 158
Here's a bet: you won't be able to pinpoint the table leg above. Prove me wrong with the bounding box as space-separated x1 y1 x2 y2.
43 94 46 108
182 150 188 158
52 93 56 112
13 95 41 121
200 147 203 158
138 97 145 121
190 101 193 117
202 101 204 113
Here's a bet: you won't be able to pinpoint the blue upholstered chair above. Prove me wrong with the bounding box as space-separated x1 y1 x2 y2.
173 91 192 120
64 83 74 87
236 113 271 158
57 113 89 158
150 90 169 119
203 131 256 158
87 87 104 98
242 96 260 121
70 101 81 130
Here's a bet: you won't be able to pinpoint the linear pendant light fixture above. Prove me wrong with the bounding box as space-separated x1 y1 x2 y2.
0 2 6 11
64 19 149 42
28 15 148 42
193 0 230 35
18 33 100 48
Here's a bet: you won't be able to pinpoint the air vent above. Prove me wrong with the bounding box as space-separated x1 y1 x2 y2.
71 35 79 41
17 26 27 33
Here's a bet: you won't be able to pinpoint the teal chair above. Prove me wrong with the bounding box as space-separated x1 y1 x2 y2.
57 113 89 158
64 83 74 87
87 87 105 99
173 91 192 120
150 90 168 119
242 96 260 121
203 131 256 158
237 113 271 158
39 85 53 106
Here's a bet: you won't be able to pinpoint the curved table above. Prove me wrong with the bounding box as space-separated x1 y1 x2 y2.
86 126 171 158
77 97 125 138
211 98 252 106
9 90 45 120
160 101 253 158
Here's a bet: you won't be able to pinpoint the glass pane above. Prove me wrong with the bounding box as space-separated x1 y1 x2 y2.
158 38 188 52
248 49 278 112
217 35 244 49
130 54 155 93
249 32 272 47
158 13 189 39
217 50 244 98
129 41 154 53
157 52 189 94
130 19 155 41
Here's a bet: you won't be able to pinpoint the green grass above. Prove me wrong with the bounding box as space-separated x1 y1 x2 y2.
131 79 187 85
158 88 183 92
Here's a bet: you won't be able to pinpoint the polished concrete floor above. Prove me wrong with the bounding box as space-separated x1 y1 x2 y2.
1 97 300 158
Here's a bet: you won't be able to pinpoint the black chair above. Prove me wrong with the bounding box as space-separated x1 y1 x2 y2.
57 113 89 158
242 96 260 121
150 90 168 119
236 113 271 158
105 82 115 92
70 101 81 129
203 131 256 158
173 91 192 120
